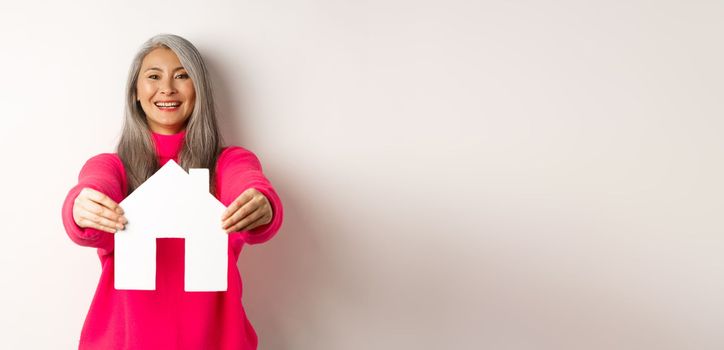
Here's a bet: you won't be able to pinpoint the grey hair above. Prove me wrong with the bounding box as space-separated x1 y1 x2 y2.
117 33 223 196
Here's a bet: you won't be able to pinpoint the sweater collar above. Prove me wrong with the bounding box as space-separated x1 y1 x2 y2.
151 128 186 159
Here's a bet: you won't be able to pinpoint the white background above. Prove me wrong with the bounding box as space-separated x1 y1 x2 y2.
1 0 723 349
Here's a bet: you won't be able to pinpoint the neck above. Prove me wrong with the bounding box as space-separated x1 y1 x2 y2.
151 127 186 136
151 128 186 162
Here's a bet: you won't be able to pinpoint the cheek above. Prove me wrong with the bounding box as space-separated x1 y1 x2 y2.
184 86 196 105
136 82 153 98
183 83 196 99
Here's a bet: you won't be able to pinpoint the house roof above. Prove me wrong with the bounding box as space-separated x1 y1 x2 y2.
117 159 226 238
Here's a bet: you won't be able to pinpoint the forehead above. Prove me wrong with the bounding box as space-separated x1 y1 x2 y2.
141 47 184 68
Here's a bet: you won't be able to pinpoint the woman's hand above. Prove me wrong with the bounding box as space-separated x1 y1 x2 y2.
73 187 128 234
221 188 272 234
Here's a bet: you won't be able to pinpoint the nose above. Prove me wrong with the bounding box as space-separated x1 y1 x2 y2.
159 77 177 95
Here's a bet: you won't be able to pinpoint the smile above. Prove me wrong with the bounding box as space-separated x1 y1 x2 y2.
154 101 182 111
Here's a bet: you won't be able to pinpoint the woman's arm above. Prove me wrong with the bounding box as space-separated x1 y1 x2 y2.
216 146 284 245
61 153 127 255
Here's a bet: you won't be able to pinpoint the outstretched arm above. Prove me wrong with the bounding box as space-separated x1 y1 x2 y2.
61 153 127 255
216 146 284 245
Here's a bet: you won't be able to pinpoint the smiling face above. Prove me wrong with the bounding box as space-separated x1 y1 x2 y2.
136 47 196 135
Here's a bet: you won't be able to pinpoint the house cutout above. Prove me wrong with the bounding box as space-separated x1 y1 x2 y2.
114 159 228 292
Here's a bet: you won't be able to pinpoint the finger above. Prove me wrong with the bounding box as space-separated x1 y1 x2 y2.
221 188 256 221
83 187 124 215
235 212 271 233
78 199 125 230
222 195 264 230
79 191 126 225
227 206 267 233
76 212 118 234
79 197 125 227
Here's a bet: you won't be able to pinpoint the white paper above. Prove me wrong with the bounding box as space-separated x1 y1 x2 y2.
114 159 228 292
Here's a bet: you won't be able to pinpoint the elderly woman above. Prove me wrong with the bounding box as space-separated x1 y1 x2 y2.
61 33 284 349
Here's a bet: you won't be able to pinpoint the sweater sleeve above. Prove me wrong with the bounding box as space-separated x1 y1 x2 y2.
216 146 284 245
61 153 127 255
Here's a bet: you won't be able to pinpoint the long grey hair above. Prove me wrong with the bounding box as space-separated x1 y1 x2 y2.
117 33 223 197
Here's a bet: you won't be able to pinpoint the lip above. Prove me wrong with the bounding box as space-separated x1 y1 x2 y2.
154 100 182 112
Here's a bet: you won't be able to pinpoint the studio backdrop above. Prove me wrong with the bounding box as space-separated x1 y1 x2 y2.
1 0 723 349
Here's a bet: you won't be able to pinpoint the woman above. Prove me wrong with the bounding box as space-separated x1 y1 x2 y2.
60 33 284 349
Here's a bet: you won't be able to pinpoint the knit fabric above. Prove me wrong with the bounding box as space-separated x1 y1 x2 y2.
61 129 283 349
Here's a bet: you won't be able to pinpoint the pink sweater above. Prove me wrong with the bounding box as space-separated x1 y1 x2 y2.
61 129 284 349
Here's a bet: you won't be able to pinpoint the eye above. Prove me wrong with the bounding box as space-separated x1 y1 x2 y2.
148 74 159 80
175 73 189 79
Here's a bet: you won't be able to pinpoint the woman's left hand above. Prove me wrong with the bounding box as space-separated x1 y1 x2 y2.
221 188 273 233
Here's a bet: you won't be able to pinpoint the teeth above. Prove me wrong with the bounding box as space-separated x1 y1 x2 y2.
155 102 181 107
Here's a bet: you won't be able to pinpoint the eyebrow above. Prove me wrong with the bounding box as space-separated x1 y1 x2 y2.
143 66 185 73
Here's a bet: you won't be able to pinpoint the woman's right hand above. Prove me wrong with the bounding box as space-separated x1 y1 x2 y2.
73 187 128 234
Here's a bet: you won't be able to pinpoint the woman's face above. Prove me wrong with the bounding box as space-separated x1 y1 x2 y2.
136 47 196 135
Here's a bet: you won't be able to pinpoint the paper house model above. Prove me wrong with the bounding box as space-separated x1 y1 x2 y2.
114 159 228 292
